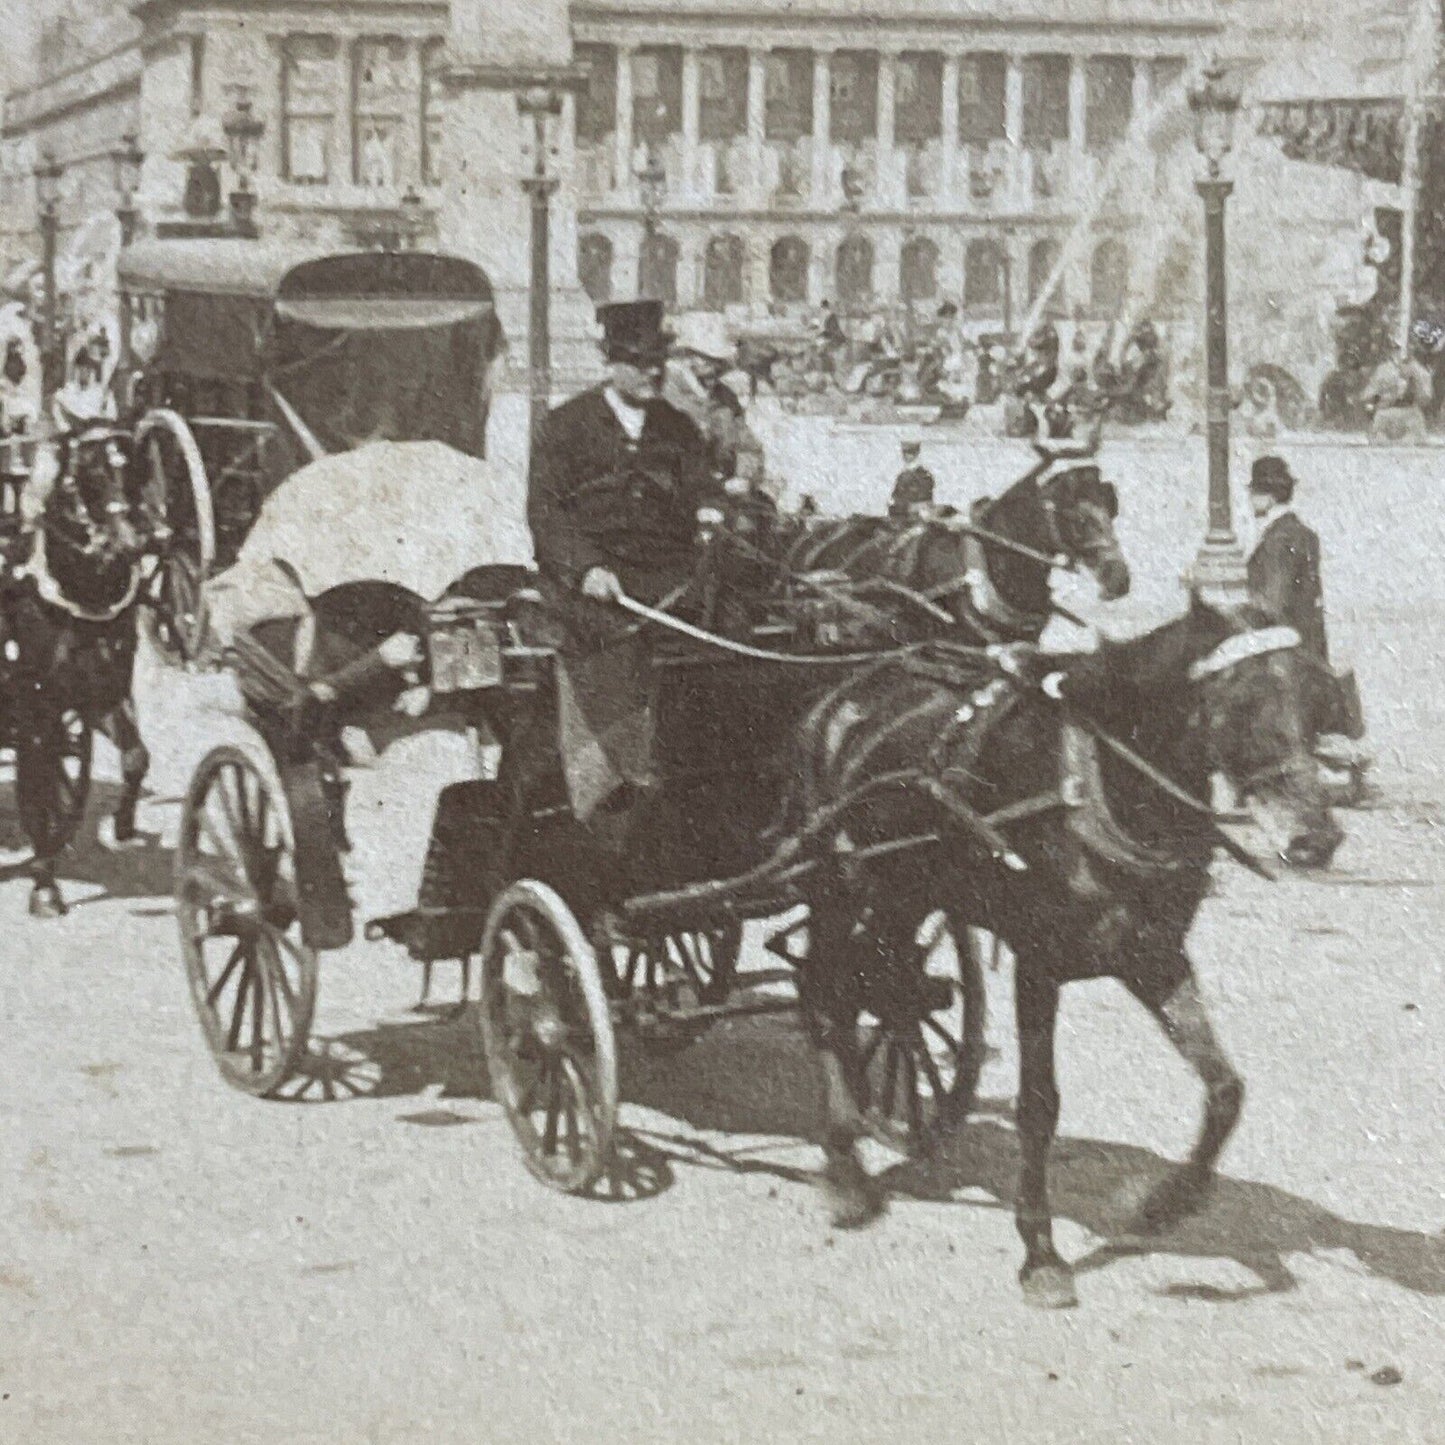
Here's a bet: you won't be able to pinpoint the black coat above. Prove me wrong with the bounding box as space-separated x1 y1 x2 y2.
1248 510 1327 662
527 387 717 605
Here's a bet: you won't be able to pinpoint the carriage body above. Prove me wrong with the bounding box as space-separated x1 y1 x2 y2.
115 242 503 661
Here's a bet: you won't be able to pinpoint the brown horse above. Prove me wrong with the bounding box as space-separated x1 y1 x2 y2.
778 599 1342 1307
777 458 1130 646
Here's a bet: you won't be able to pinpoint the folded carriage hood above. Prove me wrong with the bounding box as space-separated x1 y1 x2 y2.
205 439 533 641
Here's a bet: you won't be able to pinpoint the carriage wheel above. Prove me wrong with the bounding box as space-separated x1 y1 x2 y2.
478 881 618 1193
613 921 742 1006
175 746 318 1097
855 907 986 1156
136 409 214 665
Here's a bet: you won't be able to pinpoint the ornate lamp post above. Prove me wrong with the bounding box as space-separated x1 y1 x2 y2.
33 150 63 396
517 83 564 439
636 144 667 299
112 133 144 245
1186 60 1247 605
222 89 265 238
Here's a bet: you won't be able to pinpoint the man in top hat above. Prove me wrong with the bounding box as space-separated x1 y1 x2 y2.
889 437 936 520
526 298 720 823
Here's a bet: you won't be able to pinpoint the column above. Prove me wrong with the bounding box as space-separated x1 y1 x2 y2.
1068 55 1088 200
876 228 903 304
875 49 897 208
940 54 960 206
1004 54 1024 206
746 48 767 208
681 47 701 201
614 45 634 200
811 48 833 206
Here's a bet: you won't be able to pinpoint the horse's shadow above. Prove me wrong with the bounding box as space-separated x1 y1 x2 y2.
883 1121 1445 1301
283 1003 1445 1302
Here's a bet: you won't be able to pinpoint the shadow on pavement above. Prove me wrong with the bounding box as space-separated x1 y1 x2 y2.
883 1121 1445 1300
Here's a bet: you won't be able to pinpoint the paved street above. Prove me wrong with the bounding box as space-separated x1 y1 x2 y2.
2 435 1444 1444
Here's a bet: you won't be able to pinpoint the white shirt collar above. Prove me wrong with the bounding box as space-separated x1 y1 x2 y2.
602 385 646 441
1250 502 1293 551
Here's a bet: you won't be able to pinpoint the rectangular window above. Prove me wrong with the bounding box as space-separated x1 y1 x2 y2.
421 39 446 186
958 53 1006 144
896 52 942 141
353 37 409 187
189 34 205 116
633 46 681 143
1021 55 1069 147
1085 56 1133 151
1150 56 1186 97
699 48 746 141
576 43 616 142
282 36 339 184
831 51 878 142
765 49 813 140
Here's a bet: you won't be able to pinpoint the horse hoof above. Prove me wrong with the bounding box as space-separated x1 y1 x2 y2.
1130 1166 1214 1237
1020 1261 1079 1310
29 886 67 919
98 816 143 851
823 1157 886 1231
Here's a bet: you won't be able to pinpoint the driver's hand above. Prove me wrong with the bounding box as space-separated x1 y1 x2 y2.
581 566 622 601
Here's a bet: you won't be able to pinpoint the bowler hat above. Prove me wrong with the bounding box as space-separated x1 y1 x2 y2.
597 299 672 365
1249 454 1295 501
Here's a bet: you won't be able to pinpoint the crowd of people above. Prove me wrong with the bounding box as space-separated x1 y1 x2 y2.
746 301 1173 437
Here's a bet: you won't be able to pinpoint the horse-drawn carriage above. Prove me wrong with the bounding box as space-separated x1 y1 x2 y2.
115 241 503 661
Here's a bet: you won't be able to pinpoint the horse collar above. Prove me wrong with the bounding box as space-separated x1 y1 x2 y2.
20 529 142 624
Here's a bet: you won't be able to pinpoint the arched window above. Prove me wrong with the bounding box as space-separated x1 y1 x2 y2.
1028 238 1063 316
1091 237 1129 318
963 238 1006 316
578 232 614 305
639 231 680 307
900 236 939 305
770 235 810 305
703 233 745 311
836 234 874 312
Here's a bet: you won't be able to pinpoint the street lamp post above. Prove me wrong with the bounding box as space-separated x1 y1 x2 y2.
112 133 144 246
33 151 63 397
1187 60 1248 606
636 144 668 300
517 84 563 439
222 90 265 238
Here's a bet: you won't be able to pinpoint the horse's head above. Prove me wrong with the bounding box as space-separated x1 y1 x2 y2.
50 427 144 564
1187 602 1342 869
1038 464 1130 602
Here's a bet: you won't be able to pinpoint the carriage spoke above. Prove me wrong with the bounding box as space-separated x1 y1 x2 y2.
225 948 255 1052
541 1065 563 1157
205 942 246 1009
915 1031 950 1102
248 958 266 1073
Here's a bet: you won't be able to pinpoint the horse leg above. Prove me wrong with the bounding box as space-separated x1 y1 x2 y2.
797 900 884 1230
97 700 150 847
1014 964 1076 1308
14 693 67 918
1125 965 1244 1235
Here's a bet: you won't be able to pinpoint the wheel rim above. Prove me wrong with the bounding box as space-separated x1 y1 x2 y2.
176 750 317 1096
480 883 617 1193
856 909 986 1156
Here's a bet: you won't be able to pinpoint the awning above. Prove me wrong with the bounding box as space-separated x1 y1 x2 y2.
1255 96 1406 184
117 238 323 298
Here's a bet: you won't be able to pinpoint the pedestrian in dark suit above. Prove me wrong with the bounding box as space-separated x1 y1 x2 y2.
526 299 719 821
1247 454 1334 742
889 438 936 519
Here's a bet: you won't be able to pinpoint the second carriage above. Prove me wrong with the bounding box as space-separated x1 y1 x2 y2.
115 240 503 662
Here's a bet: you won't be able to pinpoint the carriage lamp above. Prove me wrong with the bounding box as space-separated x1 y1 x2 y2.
1187 61 1242 181
222 91 265 237
112 134 144 245
33 150 63 396
1186 58 1249 607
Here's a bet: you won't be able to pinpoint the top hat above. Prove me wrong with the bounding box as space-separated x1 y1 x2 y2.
1249 454 1295 500
597 299 672 365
